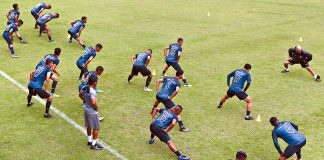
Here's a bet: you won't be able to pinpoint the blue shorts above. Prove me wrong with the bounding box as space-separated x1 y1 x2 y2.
166 61 183 72
3 34 12 45
76 61 89 74
282 140 306 159
156 94 175 109
227 89 248 100
68 30 79 39
150 123 170 143
31 11 39 20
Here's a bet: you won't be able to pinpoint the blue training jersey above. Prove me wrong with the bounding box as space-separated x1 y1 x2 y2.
7 10 20 24
134 52 150 66
69 20 85 33
28 65 52 89
77 47 96 65
228 69 251 92
32 2 46 14
83 71 98 85
37 13 53 24
272 121 306 146
36 54 60 69
153 109 178 129
166 43 182 62
157 77 181 98
3 23 18 37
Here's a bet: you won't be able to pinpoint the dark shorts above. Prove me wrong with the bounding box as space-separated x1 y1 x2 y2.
288 59 310 68
227 89 248 100
76 62 89 74
282 140 306 158
31 11 39 20
37 22 47 30
131 65 151 76
150 123 170 143
68 30 79 39
3 34 12 45
28 87 51 99
84 112 100 129
156 95 175 109
166 61 183 72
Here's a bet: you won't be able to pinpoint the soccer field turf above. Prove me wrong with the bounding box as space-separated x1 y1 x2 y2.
0 0 324 159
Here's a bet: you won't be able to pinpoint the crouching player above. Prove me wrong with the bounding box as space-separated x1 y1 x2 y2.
2 19 26 58
149 106 190 160
68 16 87 49
79 76 103 150
36 13 59 42
27 59 55 118
270 117 306 160
79 66 104 93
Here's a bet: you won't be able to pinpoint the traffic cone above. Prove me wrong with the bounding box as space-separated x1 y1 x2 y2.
256 114 261 122
152 70 156 76
299 37 303 42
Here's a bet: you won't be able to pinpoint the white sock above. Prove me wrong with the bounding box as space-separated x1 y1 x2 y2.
314 75 317 79
92 139 97 146
285 68 289 71
87 136 92 142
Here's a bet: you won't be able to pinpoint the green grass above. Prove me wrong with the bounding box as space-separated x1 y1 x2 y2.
0 0 324 159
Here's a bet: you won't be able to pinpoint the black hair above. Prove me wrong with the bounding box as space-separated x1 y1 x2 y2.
236 150 247 160
148 49 152 53
88 76 98 85
270 117 278 126
244 63 252 70
45 58 53 65
47 5 52 9
55 13 59 18
81 16 87 21
17 19 23 24
174 105 183 113
176 70 184 76
96 43 103 49
13 4 18 9
177 38 183 43
96 66 104 72
54 48 61 56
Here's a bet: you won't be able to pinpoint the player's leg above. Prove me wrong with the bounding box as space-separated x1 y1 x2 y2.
4 36 17 58
50 74 59 97
173 64 190 87
84 112 93 145
144 68 153 91
165 140 190 160
243 96 253 120
218 90 232 108
45 26 53 42
90 114 103 150
161 62 170 77
27 87 35 107
43 93 54 118
128 66 137 83
151 99 161 114
76 37 86 49
305 66 320 81
281 144 296 160
282 60 292 73
177 114 190 132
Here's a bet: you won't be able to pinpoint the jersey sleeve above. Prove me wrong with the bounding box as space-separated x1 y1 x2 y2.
54 59 60 65
272 130 283 154
227 71 235 86
247 73 252 83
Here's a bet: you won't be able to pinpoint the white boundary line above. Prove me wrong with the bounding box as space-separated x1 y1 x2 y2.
0 69 128 160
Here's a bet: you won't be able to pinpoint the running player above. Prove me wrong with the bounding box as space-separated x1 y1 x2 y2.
68 16 87 49
6 4 20 24
217 64 254 120
153 71 190 132
79 76 103 150
31 2 51 29
76 44 103 80
161 38 191 87
2 19 27 58
127 49 153 92
149 106 190 160
27 58 55 119
36 13 59 42
270 117 306 160
282 46 320 82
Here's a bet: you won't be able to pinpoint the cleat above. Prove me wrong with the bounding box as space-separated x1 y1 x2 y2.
87 142 92 146
217 104 222 109
144 87 153 92
68 40 72 43
51 93 60 97
178 155 190 160
180 127 191 132
184 83 192 87
245 117 254 120
148 139 155 144
90 144 103 150
27 102 34 107
96 89 104 93
44 114 56 119
34 26 39 29
281 70 289 73
11 54 19 58
316 75 321 82
49 40 54 43
39 33 44 36
99 117 104 121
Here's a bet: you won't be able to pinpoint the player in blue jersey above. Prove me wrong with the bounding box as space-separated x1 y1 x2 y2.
37 13 59 42
127 49 153 92
79 66 104 93
161 38 191 87
31 2 51 29
270 117 306 160
236 150 247 160
282 46 320 82
153 71 190 132
218 64 254 120
149 106 190 160
2 19 27 58
76 44 103 80
32 48 61 97
68 16 87 49
27 59 55 119
6 4 20 25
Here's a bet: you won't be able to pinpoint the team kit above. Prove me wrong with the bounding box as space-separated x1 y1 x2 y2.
3 2 320 160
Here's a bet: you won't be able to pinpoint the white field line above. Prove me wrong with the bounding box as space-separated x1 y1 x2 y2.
0 69 128 160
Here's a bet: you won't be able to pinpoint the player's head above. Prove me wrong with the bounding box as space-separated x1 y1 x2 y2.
16 19 23 26
177 38 184 46
46 4 51 9
175 70 184 79
96 66 104 75
173 105 183 115
81 16 87 23
88 76 98 87
13 4 19 10
236 150 247 160
54 47 61 56
147 49 152 54
244 64 252 71
53 13 59 18
45 58 53 67
295 45 302 54
270 117 280 126
95 43 103 52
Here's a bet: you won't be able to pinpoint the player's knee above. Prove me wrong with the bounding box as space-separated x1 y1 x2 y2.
48 96 53 101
